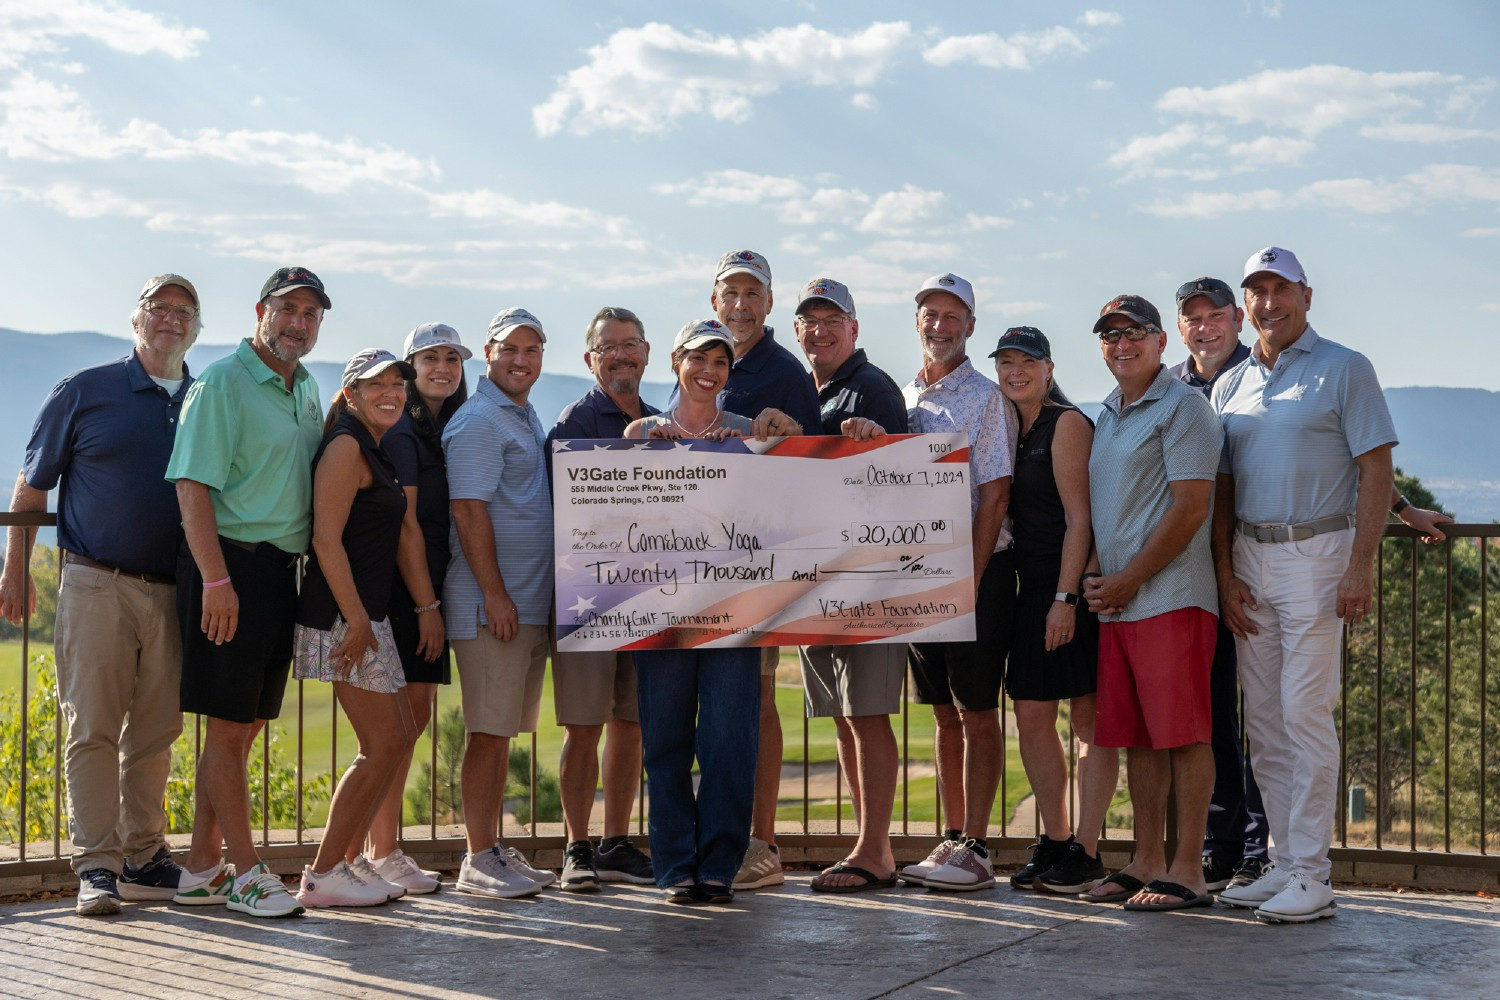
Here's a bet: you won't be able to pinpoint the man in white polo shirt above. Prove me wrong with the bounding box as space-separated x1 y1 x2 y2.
1213 247 1397 923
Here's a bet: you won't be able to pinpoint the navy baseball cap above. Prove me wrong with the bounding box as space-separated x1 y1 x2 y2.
988 326 1051 361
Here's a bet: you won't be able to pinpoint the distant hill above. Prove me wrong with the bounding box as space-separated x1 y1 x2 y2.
2 328 1496 521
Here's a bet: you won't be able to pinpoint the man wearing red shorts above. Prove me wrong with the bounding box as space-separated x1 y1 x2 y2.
1081 294 1223 911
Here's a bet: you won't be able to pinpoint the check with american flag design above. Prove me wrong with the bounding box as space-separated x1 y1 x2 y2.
552 433 976 651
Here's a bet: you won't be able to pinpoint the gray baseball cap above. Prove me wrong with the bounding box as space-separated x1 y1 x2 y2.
404 321 472 361
139 273 199 305
487 307 546 344
796 276 855 317
715 249 772 287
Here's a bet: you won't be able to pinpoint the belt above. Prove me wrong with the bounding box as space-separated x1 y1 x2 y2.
220 536 300 567
1237 514 1355 544
63 551 174 585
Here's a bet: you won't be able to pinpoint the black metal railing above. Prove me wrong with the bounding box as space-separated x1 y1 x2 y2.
2 516 1496 882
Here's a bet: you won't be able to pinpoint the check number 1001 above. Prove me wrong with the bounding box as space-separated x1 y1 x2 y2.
843 520 951 547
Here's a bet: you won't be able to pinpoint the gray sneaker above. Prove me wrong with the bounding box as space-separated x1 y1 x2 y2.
733 837 784 889
456 847 544 899
499 843 556 888
76 868 122 916
560 841 601 893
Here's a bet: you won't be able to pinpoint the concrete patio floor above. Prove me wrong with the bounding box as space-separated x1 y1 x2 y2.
2 875 1496 1000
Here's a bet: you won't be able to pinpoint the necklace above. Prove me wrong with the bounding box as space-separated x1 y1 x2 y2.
671 407 722 437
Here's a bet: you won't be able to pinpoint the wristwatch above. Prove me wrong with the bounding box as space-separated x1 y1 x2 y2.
1391 495 1411 516
1054 592 1079 606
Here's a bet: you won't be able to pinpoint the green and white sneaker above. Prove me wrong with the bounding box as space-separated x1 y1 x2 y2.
173 863 235 906
227 862 305 918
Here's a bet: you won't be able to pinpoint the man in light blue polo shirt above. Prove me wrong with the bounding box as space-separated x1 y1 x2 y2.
1082 294 1222 912
445 307 556 900
1213 247 1397 924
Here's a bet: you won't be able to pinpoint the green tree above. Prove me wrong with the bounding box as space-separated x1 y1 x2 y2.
0 545 60 643
0 653 63 843
405 705 561 828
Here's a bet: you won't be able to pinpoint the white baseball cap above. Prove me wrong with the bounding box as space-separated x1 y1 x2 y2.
1241 246 1308 286
486 307 546 344
673 319 735 354
915 273 975 313
715 249 772 287
403 322 472 361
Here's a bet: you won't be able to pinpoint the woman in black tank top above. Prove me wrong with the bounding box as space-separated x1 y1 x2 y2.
291 349 421 908
993 327 1118 892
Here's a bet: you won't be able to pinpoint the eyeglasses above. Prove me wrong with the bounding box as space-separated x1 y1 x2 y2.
1097 326 1156 344
589 338 646 357
796 315 850 331
143 301 198 322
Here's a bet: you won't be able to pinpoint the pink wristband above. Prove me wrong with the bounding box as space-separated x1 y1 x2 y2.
203 576 232 589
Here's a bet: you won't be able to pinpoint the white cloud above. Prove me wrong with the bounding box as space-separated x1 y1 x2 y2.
1157 65 1460 136
863 240 959 261
653 171 968 235
858 184 946 233
1077 11 1123 27
533 21 912 136
923 26 1090 70
425 188 632 236
651 169 808 207
1482 303 1500 313
0 176 149 218
1460 227 1500 238
1037 250 1068 261
1358 122 1500 143
1257 0 1285 17
851 92 878 110
1107 123 1227 180
0 0 207 70
965 212 1014 231
1091 79 1115 90
1227 135 1316 166
1136 164 1500 217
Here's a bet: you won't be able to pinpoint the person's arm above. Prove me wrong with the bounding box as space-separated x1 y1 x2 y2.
1391 486 1453 543
972 476 1009 579
1211 472 1259 638
0 473 46 624
1046 411 1093 651
1084 478 1212 615
309 436 381 671
451 498 516 641
395 484 444 660
1338 444 1395 625
176 479 236 645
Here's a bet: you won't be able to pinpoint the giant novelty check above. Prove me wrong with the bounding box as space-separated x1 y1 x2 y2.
553 433 976 651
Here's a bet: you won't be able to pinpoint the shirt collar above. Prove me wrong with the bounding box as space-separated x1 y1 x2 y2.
1252 325 1319 368
732 326 777 373
824 348 869 388
1102 364 1173 415
235 337 308 388
476 374 531 413
123 350 192 398
912 356 977 392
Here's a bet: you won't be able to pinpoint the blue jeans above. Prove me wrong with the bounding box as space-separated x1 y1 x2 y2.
634 647 761 887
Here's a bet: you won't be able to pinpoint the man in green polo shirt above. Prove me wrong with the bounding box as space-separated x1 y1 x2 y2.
164 266 328 919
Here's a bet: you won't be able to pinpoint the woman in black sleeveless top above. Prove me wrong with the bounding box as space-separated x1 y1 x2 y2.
993 327 1118 893
291 349 419 907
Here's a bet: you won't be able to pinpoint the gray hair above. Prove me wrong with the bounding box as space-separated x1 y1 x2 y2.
585 306 644 350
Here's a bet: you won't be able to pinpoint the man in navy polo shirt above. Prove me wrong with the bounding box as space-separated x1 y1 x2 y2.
704 249 819 891
790 276 910 893
545 306 657 891
1 273 201 915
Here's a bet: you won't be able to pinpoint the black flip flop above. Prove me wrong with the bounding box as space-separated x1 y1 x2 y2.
1084 872 1145 903
810 863 899 894
1122 879 1215 911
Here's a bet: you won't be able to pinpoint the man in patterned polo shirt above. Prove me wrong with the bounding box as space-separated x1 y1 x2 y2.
898 272 1017 893
1213 247 1398 923
1081 293 1222 912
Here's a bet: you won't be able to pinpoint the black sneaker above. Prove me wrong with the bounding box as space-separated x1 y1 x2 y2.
119 846 188 901
1227 856 1267 890
1037 842 1106 894
594 837 655 885
560 840 601 893
1009 835 1072 889
76 868 122 916
1202 855 1237 892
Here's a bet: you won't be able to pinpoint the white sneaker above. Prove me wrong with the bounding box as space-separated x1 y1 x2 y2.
456 847 544 899
173 863 235 906
733 837 785 890
899 838 960 887
1218 861 1291 908
499 843 555 888
227 862 305 918
298 861 390 908
922 841 996 892
350 854 408 900
1255 871 1337 923
373 849 441 895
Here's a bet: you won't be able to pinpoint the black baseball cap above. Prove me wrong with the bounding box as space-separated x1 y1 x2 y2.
1092 293 1162 334
260 266 331 309
988 326 1051 361
1175 277 1235 311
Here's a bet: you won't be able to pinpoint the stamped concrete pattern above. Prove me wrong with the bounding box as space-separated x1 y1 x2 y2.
1 877 1497 1000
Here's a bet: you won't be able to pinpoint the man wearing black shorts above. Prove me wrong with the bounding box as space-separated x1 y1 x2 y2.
898 273 1017 892
165 267 329 919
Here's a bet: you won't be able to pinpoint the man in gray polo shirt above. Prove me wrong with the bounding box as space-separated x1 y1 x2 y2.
1082 294 1221 911
1213 247 1397 923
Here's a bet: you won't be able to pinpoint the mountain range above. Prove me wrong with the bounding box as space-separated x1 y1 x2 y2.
3 328 1496 522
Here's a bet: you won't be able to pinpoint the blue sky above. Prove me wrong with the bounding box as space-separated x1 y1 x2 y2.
2 0 1497 402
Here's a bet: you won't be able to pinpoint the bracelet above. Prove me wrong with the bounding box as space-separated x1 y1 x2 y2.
203 576 232 589
1390 495 1411 516
414 600 441 614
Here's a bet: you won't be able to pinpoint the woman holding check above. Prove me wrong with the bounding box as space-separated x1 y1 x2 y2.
291 348 421 907
623 319 796 904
